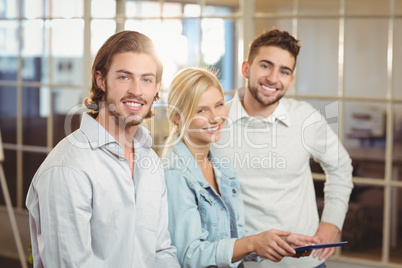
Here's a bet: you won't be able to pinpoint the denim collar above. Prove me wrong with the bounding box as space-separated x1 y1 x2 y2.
171 141 236 189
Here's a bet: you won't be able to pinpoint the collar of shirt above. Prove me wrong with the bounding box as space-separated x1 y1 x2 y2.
226 87 291 127
171 141 236 189
80 113 153 158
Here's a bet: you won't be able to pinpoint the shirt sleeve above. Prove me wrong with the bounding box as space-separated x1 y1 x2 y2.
303 108 354 230
154 168 181 268
165 169 239 268
26 166 93 268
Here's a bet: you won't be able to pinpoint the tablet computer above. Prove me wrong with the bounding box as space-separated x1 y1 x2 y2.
294 241 348 253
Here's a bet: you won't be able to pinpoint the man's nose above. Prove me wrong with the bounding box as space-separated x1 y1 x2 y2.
266 69 279 84
128 79 142 95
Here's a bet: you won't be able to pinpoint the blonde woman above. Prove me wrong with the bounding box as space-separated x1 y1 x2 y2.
163 67 317 268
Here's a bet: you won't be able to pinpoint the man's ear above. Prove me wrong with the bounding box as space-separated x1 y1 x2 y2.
241 61 249 79
287 75 295 93
95 71 106 92
155 82 161 98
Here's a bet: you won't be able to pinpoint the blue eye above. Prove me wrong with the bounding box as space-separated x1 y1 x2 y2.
281 70 292 76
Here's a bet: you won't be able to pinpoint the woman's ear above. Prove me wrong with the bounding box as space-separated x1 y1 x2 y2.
95 71 106 92
174 113 181 126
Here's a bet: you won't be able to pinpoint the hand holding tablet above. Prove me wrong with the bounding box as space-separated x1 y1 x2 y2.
294 241 348 253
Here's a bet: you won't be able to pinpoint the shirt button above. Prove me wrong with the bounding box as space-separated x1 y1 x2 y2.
232 189 236 194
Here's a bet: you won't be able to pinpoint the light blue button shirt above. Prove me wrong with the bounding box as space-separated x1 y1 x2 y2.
164 141 246 268
26 113 180 268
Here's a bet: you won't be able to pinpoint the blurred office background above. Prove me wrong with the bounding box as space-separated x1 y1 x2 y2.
0 0 401 267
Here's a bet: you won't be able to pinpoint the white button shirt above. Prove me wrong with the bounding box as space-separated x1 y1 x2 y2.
26 113 180 268
213 88 353 268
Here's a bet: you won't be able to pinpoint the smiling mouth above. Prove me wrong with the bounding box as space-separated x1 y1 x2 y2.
261 84 277 92
124 101 142 107
204 125 221 133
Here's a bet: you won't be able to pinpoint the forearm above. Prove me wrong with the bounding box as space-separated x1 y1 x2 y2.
233 230 299 263
232 236 255 262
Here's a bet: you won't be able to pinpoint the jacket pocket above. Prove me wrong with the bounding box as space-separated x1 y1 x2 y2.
198 190 219 228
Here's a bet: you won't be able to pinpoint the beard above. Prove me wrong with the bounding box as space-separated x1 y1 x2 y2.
104 86 153 127
247 80 285 107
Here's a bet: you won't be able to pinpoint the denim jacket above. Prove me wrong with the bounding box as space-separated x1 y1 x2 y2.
164 141 245 268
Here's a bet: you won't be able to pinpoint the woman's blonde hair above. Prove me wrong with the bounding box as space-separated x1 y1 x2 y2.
163 67 224 156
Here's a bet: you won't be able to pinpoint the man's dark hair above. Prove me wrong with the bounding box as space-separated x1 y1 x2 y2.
247 28 301 69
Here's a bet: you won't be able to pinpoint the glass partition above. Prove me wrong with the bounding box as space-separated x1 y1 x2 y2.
297 19 339 96
255 0 293 14
299 0 340 15
0 86 17 144
389 187 402 264
0 150 17 206
346 0 390 15
0 20 19 81
394 18 402 100
344 18 388 99
22 87 47 147
344 101 386 179
342 184 384 261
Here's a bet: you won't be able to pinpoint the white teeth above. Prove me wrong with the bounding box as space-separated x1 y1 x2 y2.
125 102 142 107
206 126 219 132
262 85 276 92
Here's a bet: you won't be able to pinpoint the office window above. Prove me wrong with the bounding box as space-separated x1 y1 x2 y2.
346 0 390 15
299 0 340 15
344 18 388 99
297 18 339 96
342 184 384 261
395 18 402 99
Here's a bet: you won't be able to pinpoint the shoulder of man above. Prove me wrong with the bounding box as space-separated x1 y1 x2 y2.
35 129 96 177
282 97 319 117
